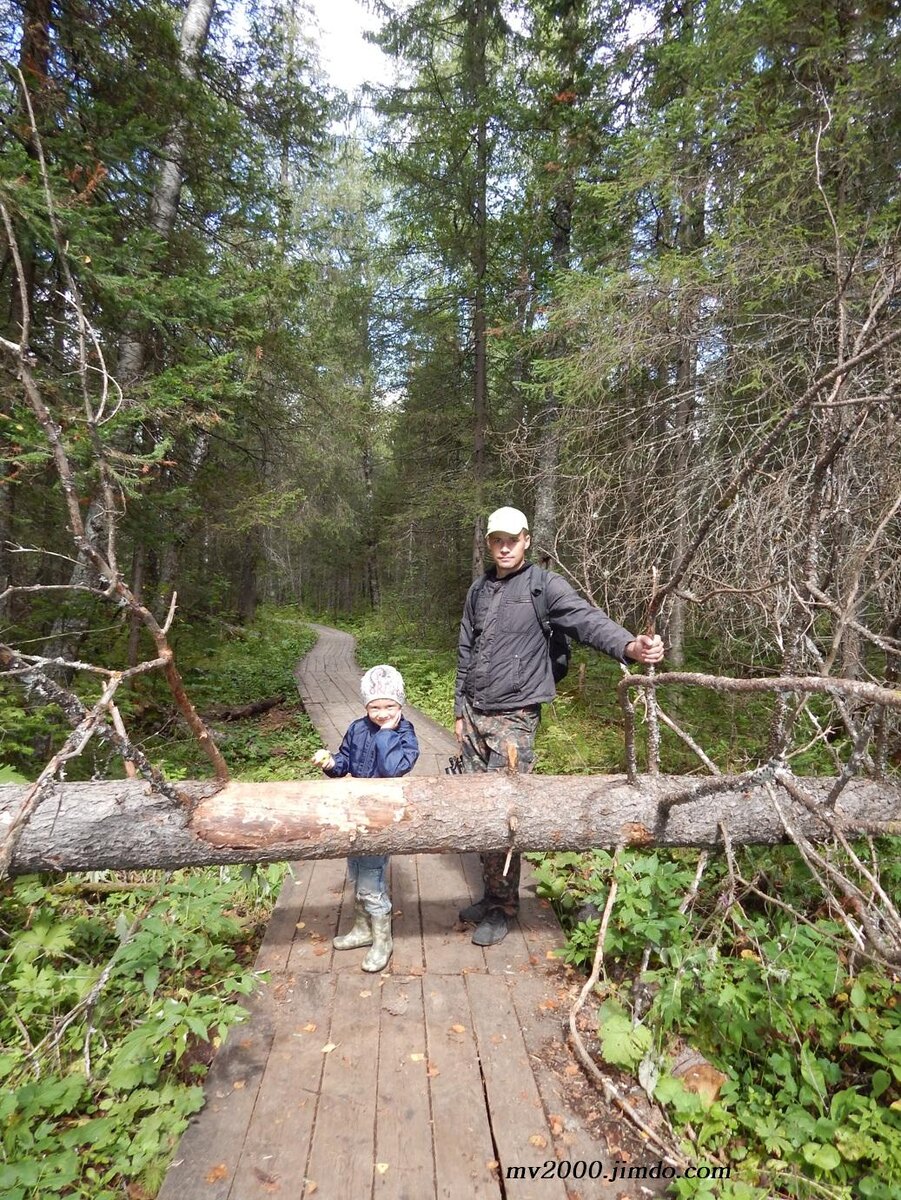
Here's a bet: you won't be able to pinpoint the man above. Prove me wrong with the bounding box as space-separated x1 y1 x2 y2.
454 506 664 946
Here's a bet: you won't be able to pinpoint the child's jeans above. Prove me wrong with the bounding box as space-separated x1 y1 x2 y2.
347 854 391 916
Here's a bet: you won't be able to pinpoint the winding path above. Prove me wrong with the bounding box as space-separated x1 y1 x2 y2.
159 625 659 1200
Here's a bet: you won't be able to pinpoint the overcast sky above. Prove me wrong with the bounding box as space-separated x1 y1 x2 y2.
310 0 394 94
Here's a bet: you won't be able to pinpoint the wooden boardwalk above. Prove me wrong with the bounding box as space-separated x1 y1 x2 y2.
159 625 642 1200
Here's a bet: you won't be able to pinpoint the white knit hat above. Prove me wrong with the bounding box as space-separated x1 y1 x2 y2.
360 664 406 707
486 506 529 536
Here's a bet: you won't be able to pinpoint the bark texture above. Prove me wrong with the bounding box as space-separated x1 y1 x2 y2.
1 773 899 876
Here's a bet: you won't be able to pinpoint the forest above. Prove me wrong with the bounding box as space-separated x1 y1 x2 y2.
1 0 900 1197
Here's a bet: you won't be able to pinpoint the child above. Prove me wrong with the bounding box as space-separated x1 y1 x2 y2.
311 664 419 972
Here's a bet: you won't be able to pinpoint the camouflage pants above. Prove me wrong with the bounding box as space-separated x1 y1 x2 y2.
459 697 540 915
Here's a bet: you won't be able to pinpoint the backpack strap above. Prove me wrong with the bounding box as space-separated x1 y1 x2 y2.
529 565 552 637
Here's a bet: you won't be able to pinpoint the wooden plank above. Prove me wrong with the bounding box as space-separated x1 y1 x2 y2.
422 975 501 1199
157 993 276 1200
287 857 348 974
374 976 436 1199
466 972 569 1200
419 853 487 976
253 861 313 976
305 971 382 1196
389 854 424 976
227 972 336 1200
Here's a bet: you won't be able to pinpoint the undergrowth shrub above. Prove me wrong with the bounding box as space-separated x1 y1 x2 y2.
0 607 315 1196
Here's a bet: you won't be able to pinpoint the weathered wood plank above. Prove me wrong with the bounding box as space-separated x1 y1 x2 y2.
375 976 436 1199
419 852 487 976
505 973 666 1200
253 860 313 976
466 972 569 1200
227 972 336 1200
157 993 276 1200
389 854 425 975
287 857 347 974
422 975 501 1199
305 971 381 1196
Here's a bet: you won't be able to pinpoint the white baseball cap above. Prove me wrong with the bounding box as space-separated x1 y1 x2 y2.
485 506 529 536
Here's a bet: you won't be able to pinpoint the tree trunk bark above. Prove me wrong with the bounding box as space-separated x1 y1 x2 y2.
118 0 216 383
468 0 489 583
2 773 898 875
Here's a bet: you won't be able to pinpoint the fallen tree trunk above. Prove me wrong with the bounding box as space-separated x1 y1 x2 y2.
1 773 899 875
200 694 286 721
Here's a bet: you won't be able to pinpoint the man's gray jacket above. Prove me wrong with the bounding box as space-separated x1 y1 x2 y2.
454 562 635 718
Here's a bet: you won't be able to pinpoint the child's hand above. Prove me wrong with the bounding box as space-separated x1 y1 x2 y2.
311 749 334 770
380 709 402 730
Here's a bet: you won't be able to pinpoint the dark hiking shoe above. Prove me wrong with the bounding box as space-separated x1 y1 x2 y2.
471 908 510 946
458 897 492 925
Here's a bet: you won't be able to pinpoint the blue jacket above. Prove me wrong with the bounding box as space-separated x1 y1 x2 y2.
325 715 419 779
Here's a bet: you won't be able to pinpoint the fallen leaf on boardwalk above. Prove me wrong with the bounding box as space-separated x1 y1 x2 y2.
359 990 372 998
529 955 540 965
375 1163 390 1175
539 999 559 1011
410 1052 425 1062
302 1023 317 1033
313 944 329 957
296 921 306 930
252 1165 279 1189
563 1063 580 1076
205 1164 228 1183
450 1024 466 1034
545 951 556 960
528 1135 547 1149
550 1117 564 1136
232 1080 246 1090
426 1062 441 1077
304 1181 318 1195
321 1042 338 1054
486 1160 500 1174
310 931 324 941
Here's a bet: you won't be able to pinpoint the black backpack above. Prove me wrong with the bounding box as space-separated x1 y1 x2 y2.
529 566 571 683
473 565 571 683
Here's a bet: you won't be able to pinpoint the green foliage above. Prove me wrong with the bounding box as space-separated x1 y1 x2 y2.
0 607 314 1194
2 607 320 783
534 844 901 1197
155 607 320 781
0 867 268 1199
352 613 458 727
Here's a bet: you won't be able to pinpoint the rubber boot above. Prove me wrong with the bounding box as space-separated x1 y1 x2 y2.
361 913 393 972
333 900 372 950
